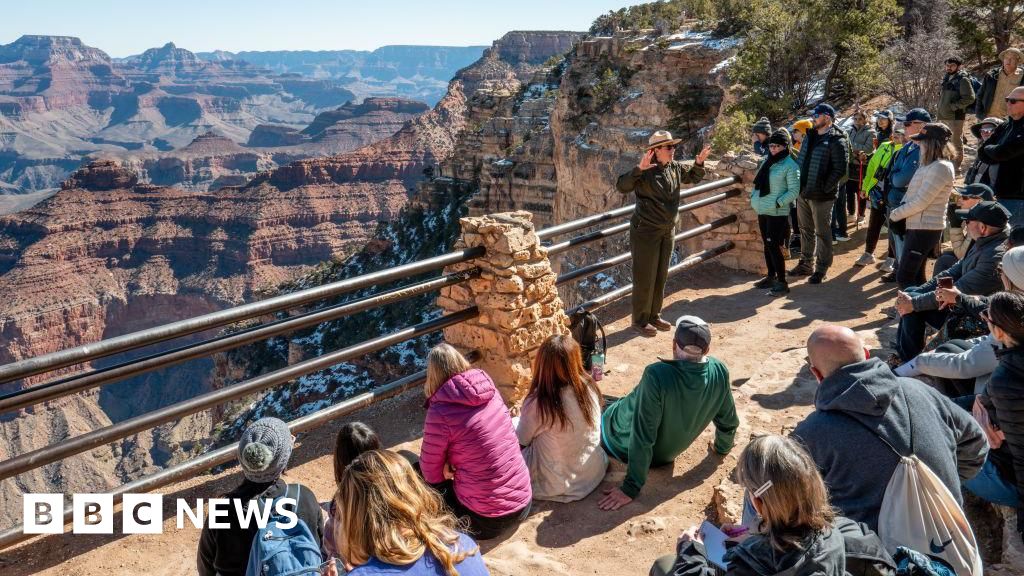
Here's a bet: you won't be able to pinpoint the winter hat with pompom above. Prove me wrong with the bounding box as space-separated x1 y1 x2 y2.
237 417 293 483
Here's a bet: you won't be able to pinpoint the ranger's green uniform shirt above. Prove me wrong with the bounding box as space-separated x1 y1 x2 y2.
616 160 706 230
601 356 739 499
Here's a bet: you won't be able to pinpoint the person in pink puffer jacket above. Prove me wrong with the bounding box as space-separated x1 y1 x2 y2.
420 343 532 541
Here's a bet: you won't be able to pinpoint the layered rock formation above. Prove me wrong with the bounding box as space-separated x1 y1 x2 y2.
2 36 465 195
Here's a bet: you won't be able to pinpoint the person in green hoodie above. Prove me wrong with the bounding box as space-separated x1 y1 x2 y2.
750 129 801 297
598 315 738 511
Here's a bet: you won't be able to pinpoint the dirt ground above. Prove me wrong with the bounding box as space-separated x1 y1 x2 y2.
0 224 1012 575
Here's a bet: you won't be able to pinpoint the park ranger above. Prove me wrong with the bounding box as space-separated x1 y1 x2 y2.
616 130 711 337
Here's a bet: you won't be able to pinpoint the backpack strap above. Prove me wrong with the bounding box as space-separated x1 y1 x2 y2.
594 314 607 356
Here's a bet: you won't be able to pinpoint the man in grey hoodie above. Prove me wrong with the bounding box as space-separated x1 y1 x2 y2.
793 325 988 531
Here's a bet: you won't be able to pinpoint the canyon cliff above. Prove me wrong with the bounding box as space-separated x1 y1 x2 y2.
0 30 578 531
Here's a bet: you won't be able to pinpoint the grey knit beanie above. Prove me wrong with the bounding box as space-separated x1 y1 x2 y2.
238 417 293 483
752 117 772 136
1003 247 1024 290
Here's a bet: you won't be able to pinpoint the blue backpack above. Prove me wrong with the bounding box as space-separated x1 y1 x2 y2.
245 484 324 576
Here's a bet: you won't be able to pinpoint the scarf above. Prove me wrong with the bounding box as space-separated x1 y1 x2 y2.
754 149 789 197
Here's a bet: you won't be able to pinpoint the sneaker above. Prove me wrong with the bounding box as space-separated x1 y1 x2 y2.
753 277 774 289
881 272 898 283
835 235 851 242
651 317 673 331
632 323 657 337
808 271 826 284
854 252 876 267
788 262 812 276
768 281 790 297
878 257 895 273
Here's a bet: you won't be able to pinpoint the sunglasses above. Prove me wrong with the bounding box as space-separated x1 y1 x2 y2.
980 127 996 133
1007 98 1024 104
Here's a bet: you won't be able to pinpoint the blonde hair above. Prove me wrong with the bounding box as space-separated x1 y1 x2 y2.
425 343 471 397
334 450 477 575
736 435 835 551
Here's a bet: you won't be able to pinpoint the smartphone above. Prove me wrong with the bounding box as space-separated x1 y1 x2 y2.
938 277 954 289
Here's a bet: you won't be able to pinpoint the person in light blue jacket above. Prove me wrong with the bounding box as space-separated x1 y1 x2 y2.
750 129 801 296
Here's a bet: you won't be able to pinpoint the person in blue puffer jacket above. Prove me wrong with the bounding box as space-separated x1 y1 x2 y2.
750 129 801 297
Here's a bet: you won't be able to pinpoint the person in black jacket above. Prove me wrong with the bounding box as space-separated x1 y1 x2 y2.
978 291 1024 543
975 48 1024 119
978 86 1024 229
649 435 895 576
197 417 325 576
892 201 1010 364
790 103 851 285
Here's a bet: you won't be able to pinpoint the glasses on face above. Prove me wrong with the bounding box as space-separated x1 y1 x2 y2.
981 127 995 134
1007 98 1024 105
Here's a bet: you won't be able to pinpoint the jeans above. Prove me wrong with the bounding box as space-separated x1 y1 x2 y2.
1000 198 1024 230
896 307 949 360
831 187 848 238
933 252 958 278
758 214 790 282
897 229 942 289
797 196 835 273
965 459 1022 508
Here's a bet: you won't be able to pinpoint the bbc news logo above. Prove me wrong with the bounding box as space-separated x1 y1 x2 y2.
24 494 299 534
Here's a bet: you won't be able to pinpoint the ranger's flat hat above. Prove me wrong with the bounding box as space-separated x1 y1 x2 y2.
646 130 682 150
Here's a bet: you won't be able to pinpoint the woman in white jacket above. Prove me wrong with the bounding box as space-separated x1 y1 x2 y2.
889 123 956 289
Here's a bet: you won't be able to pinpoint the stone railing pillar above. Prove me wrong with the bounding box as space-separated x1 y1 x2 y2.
437 211 570 402
685 154 767 275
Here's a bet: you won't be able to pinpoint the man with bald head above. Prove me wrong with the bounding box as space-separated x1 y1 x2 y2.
978 85 1024 228
792 325 987 531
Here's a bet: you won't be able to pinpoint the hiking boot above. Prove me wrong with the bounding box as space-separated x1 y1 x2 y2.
878 257 895 273
753 276 774 289
651 316 673 331
854 252 876 267
768 281 790 297
632 323 657 337
808 271 826 284
881 272 898 283
788 262 812 276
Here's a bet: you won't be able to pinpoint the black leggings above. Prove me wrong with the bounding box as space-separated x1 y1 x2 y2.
432 479 530 541
758 214 790 282
897 229 942 289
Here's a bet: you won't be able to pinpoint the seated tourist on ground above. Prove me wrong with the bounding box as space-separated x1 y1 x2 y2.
936 183 996 275
977 86 1024 229
333 449 489 576
197 417 324 576
420 343 531 540
749 129 801 297
897 245 1024 398
323 422 381 561
598 316 739 511
649 435 895 576
792 325 987 531
964 117 1003 188
856 127 904 268
516 334 607 503
888 122 956 289
971 292 1024 542
890 201 1010 365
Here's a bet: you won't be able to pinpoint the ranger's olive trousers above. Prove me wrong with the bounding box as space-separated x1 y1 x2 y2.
630 223 674 326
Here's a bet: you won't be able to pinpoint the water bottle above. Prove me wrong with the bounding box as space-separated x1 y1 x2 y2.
591 350 605 381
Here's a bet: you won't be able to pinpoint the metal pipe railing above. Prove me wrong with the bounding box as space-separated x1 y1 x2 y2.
574 242 735 312
0 270 477 415
536 175 738 241
0 307 479 481
546 188 741 257
0 351 485 551
555 215 737 286
0 246 486 386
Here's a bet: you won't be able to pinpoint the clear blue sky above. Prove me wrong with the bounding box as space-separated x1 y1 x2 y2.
0 0 646 57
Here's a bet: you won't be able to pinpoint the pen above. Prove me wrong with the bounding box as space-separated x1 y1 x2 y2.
724 526 748 537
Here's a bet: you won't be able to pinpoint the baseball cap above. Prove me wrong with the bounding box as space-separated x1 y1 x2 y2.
955 201 1011 229
897 108 932 123
910 122 953 142
674 315 712 353
956 183 995 201
812 103 836 118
